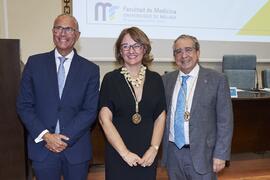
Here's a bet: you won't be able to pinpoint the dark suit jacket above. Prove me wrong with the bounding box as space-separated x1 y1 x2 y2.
16 49 100 164
161 66 233 174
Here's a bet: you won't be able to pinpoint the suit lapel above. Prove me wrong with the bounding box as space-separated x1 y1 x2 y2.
46 50 60 100
166 71 179 130
167 71 179 113
61 52 80 101
190 67 208 117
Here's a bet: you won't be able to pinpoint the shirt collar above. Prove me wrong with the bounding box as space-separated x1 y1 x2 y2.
54 49 74 61
179 64 200 79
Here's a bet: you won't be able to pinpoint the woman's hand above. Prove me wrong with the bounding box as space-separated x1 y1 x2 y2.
139 146 158 167
122 151 142 167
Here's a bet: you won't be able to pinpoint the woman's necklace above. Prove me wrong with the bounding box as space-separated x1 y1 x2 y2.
121 65 146 124
120 65 146 87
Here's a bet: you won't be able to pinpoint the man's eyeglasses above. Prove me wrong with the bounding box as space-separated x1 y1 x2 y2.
121 43 143 52
174 47 195 56
53 26 77 34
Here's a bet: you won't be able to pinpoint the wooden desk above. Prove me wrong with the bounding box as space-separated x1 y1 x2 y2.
90 91 270 164
231 91 270 153
91 122 106 165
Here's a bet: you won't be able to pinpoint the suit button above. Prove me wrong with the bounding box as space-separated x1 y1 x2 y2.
58 107 61 112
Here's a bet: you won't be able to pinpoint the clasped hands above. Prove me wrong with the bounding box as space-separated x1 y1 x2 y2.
121 146 158 167
43 132 69 153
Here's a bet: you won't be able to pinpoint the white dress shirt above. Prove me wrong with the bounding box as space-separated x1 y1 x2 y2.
169 64 199 145
34 49 74 143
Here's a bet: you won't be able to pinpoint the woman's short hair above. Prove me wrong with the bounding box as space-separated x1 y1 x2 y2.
114 27 153 66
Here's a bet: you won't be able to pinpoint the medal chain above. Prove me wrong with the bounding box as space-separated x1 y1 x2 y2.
123 74 141 114
180 75 197 120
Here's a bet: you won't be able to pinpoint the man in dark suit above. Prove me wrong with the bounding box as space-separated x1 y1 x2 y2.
16 14 99 180
162 34 233 180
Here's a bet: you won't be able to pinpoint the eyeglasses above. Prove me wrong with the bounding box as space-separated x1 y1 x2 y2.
53 26 77 34
174 47 195 56
121 43 143 52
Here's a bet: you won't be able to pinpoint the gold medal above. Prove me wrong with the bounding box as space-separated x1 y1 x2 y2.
179 76 198 122
132 113 141 124
184 111 190 121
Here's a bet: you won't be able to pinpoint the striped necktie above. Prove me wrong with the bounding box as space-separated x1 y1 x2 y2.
55 56 66 133
174 75 189 149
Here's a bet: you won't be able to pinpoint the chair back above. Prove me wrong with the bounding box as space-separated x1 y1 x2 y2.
222 55 257 89
261 69 270 88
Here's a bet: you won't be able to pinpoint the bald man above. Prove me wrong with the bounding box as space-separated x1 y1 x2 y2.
17 14 100 180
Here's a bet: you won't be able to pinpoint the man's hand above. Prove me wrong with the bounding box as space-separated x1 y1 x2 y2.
43 132 69 153
213 158 226 173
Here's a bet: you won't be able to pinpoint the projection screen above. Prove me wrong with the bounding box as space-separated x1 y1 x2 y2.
73 0 270 62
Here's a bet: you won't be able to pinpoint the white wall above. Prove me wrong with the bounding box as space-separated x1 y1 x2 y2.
4 0 62 62
2 0 270 87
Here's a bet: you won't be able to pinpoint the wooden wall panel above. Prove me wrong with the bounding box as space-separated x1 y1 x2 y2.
0 39 26 180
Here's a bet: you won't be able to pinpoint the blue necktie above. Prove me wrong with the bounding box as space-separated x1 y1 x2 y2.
55 56 66 133
174 75 189 149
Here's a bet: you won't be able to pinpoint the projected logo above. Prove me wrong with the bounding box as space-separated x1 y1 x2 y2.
94 2 120 21
87 0 176 26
